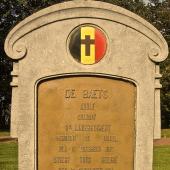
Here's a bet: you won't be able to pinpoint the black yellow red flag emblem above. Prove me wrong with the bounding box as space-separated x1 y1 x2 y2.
69 26 107 65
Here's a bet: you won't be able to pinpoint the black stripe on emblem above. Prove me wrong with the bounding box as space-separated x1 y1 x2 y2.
69 28 81 62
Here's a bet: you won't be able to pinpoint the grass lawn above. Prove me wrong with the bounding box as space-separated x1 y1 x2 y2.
153 145 170 170
0 141 18 170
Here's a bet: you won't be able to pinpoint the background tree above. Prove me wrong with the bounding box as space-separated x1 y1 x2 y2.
147 0 170 128
0 0 169 129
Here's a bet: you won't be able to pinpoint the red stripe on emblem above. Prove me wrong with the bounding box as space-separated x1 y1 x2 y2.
95 29 107 62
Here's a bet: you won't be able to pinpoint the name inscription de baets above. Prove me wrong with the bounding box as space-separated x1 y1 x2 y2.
38 76 136 170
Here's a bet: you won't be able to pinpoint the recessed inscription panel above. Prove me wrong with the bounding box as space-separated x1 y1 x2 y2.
38 76 136 170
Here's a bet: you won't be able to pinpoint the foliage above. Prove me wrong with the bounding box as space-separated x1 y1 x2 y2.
98 0 150 18
148 0 170 128
0 0 169 129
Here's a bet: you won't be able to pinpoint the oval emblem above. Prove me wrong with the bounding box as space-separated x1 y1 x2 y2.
69 25 107 65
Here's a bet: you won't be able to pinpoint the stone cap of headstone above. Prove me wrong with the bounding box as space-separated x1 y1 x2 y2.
4 0 169 62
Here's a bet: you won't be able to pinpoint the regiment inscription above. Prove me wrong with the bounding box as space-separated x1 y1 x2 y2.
38 76 136 170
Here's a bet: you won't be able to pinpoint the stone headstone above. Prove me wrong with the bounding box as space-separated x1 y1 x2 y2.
4 1 169 170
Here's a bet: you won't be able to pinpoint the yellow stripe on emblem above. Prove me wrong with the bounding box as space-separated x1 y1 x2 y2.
81 27 95 64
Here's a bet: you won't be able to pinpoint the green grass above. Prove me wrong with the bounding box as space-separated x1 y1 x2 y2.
0 130 10 137
155 128 170 170
0 141 18 170
162 129 170 138
153 145 170 170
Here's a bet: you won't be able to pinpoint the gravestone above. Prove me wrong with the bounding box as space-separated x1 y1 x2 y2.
4 1 168 170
